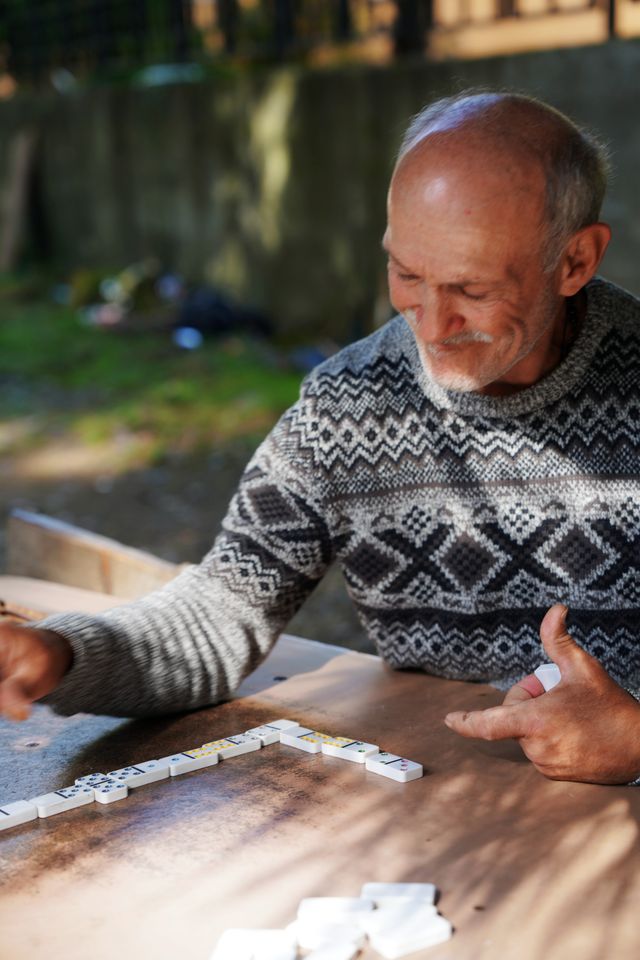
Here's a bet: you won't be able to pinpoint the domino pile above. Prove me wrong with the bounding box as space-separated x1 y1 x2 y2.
211 883 452 960
0 718 423 833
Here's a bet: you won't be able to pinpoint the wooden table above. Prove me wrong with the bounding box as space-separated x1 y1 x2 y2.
0 583 639 960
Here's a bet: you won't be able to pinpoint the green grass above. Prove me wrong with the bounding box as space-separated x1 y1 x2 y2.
0 299 304 468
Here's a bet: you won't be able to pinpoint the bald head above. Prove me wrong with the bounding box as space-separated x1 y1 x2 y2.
392 124 548 246
394 92 610 268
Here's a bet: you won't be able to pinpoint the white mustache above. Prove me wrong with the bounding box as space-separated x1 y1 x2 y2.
403 309 494 346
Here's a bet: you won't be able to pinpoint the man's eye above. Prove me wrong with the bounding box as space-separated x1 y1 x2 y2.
461 289 488 301
387 261 420 283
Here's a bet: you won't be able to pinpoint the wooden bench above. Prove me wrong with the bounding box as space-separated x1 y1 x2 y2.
2 508 186 621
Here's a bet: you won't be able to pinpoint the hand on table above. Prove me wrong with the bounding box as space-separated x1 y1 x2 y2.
0 623 72 721
444 604 640 784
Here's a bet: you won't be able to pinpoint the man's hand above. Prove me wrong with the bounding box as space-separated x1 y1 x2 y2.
444 604 640 784
0 623 73 720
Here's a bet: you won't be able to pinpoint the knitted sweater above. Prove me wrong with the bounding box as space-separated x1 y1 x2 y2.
42 277 640 717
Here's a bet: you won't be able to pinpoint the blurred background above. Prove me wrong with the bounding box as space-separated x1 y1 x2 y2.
1 0 639 650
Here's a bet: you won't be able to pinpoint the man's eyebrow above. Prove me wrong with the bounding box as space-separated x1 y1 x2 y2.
382 244 415 272
382 242 507 287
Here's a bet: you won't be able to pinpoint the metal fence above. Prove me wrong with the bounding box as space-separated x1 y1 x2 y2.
0 0 624 88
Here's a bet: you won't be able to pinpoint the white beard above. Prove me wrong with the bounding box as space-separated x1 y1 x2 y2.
403 285 561 394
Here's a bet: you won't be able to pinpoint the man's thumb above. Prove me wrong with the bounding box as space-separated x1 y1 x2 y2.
539 603 586 674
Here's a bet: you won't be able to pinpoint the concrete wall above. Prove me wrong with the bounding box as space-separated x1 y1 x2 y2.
2 39 640 341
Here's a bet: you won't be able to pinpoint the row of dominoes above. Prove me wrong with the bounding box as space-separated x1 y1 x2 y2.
0 718 296 831
279 725 423 783
0 718 423 832
211 883 452 960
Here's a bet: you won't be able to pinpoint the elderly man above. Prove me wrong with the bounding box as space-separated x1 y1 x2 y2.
1 91 639 785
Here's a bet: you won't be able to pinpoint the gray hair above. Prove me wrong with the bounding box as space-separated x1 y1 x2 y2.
398 91 611 270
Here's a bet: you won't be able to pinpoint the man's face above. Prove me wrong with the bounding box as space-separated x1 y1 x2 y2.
384 141 564 394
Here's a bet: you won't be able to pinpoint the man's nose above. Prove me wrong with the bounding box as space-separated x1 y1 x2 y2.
417 289 465 342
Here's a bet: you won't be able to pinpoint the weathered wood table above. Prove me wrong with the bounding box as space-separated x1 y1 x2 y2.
0 578 639 960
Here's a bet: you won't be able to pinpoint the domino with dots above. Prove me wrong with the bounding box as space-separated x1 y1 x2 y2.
75 771 129 804
75 772 110 788
321 738 380 764
158 746 221 776
30 784 95 817
107 759 171 788
279 727 336 754
365 752 423 783
93 777 128 804
245 718 298 746
200 735 261 759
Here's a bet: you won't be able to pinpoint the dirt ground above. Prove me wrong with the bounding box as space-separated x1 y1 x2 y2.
1 441 372 654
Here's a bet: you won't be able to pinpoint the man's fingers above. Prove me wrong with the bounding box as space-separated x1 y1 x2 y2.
540 604 582 666
503 675 545 704
0 677 32 721
444 702 532 741
540 603 599 679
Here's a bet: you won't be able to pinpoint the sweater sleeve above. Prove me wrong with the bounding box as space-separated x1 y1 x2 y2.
37 384 334 717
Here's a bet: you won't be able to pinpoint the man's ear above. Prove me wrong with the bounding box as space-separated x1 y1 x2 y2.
558 222 611 297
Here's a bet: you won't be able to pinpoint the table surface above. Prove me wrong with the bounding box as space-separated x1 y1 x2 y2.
0 582 639 960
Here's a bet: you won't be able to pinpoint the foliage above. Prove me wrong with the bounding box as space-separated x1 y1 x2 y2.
0 298 303 469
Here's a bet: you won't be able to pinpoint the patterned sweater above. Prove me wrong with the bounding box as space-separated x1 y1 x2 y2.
42 277 640 716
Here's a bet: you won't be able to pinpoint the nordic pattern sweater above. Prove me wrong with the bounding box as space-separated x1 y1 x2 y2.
41 278 640 716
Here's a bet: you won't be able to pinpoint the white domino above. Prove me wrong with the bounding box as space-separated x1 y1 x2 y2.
210 928 297 960
209 929 255 960
222 734 262 758
253 938 297 960
264 718 299 731
306 944 361 960
365 752 423 783
279 727 332 754
245 719 298 746
360 900 438 938
108 759 171 788
92 778 128 804
0 800 38 831
30 784 95 817
158 747 220 776
75 772 109 788
201 735 261 759
292 918 366 952
298 897 374 923
534 662 562 692
244 726 281 746
321 739 379 763
366 903 452 958
361 882 437 906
